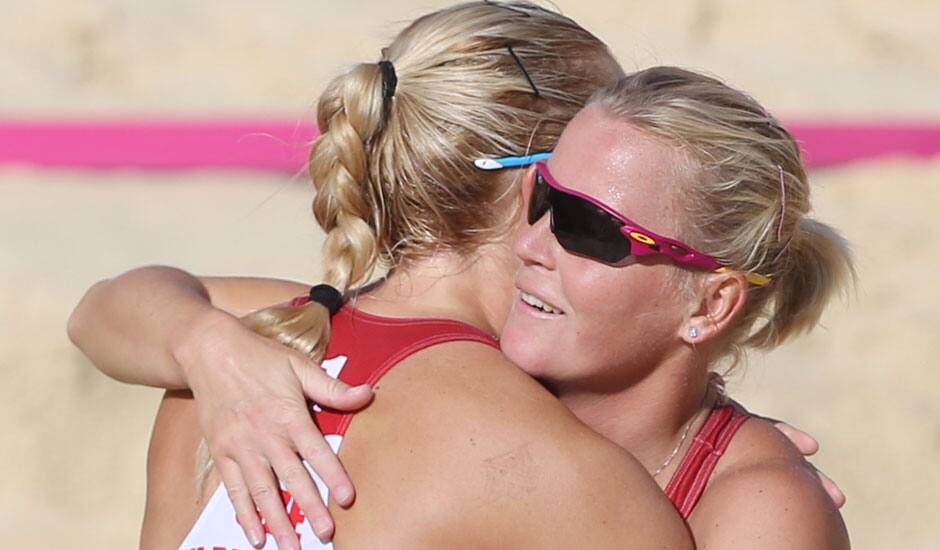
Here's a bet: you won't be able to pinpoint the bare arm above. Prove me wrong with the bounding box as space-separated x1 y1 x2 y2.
66 265 310 388
141 391 204 550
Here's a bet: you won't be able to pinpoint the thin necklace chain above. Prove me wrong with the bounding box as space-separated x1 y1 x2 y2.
652 380 722 478
652 413 698 477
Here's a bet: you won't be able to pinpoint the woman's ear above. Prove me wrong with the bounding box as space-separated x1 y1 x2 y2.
519 164 538 200
680 271 749 344
505 164 539 233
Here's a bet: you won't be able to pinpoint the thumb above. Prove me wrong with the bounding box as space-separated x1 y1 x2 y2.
289 355 374 411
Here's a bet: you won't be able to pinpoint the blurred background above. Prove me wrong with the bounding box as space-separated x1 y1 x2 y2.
2 1 938 548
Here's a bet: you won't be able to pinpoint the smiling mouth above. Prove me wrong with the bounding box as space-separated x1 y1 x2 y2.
520 291 565 315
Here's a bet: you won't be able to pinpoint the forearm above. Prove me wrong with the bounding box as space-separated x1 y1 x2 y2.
67 265 236 389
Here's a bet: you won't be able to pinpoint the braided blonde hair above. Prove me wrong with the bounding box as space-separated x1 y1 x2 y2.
591 67 855 365
245 2 623 361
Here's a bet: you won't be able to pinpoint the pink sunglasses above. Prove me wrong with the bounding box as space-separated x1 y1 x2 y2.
529 162 771 286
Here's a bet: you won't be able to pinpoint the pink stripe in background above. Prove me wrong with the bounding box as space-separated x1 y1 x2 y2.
0 120 319 172
791 122 940 168
1 119 939 172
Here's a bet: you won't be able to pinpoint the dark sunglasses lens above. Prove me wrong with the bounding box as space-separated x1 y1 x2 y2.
527 172 551 225
550 189 632 263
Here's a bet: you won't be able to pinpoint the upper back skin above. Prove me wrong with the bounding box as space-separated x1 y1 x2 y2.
328 340 689 548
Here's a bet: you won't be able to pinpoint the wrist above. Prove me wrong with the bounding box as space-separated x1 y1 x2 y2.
170 306 243 388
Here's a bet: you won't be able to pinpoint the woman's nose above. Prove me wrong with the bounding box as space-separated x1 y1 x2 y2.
512 209 556 270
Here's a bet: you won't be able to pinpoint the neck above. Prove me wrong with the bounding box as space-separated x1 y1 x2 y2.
556 349 714 484
354 243 516 337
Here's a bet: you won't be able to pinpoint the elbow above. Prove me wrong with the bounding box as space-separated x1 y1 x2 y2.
67 265 173 347
67 277 111 350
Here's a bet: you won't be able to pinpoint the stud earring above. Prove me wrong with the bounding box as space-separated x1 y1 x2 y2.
688 326 699 339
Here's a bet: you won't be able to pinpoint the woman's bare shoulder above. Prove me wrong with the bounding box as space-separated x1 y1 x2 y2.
690 416 850 549
331 341 692 549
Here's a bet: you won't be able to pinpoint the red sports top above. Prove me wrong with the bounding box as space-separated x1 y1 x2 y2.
310 300 500 436
179 301 498 550
664 405 750 519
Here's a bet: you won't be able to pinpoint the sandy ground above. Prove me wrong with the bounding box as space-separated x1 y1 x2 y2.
3 1 940 548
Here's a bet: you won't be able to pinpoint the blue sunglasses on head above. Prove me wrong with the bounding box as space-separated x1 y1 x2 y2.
474 152 552 171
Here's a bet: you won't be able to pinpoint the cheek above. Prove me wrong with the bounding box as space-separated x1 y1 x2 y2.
568 276 619 314
563 263 686 360
562 261 650 322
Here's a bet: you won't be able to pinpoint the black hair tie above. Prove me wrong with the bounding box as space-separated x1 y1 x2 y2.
308 284 344 316
378 60 398 100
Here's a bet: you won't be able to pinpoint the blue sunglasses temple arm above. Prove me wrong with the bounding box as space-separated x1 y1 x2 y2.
474 152 552 171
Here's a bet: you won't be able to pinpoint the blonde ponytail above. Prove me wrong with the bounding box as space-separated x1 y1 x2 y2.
245 62 387 359
747 218 855 349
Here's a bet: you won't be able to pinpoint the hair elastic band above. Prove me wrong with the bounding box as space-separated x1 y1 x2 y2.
308 284 344 316
378 60 398 100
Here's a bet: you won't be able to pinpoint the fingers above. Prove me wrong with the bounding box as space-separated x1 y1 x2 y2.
292 421 355 506
217 458 266 548
774 421 819 456
195 343 365 546
814 468 847 509
773 421 845 508
285 356 363 509
267 441 336 542
290 354 373 411
240 455 303 550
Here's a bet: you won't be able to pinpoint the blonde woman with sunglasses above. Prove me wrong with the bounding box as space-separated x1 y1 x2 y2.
502 69 852 547
70 3 848 549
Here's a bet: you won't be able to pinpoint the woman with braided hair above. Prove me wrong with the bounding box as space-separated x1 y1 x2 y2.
70 2 849 549
74 4 677 548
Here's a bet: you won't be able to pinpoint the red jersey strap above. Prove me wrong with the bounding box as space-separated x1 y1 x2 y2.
664 405 750 519
289 295 499 436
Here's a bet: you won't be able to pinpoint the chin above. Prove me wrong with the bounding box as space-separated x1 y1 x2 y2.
504 348 577 396
500 326 550 378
